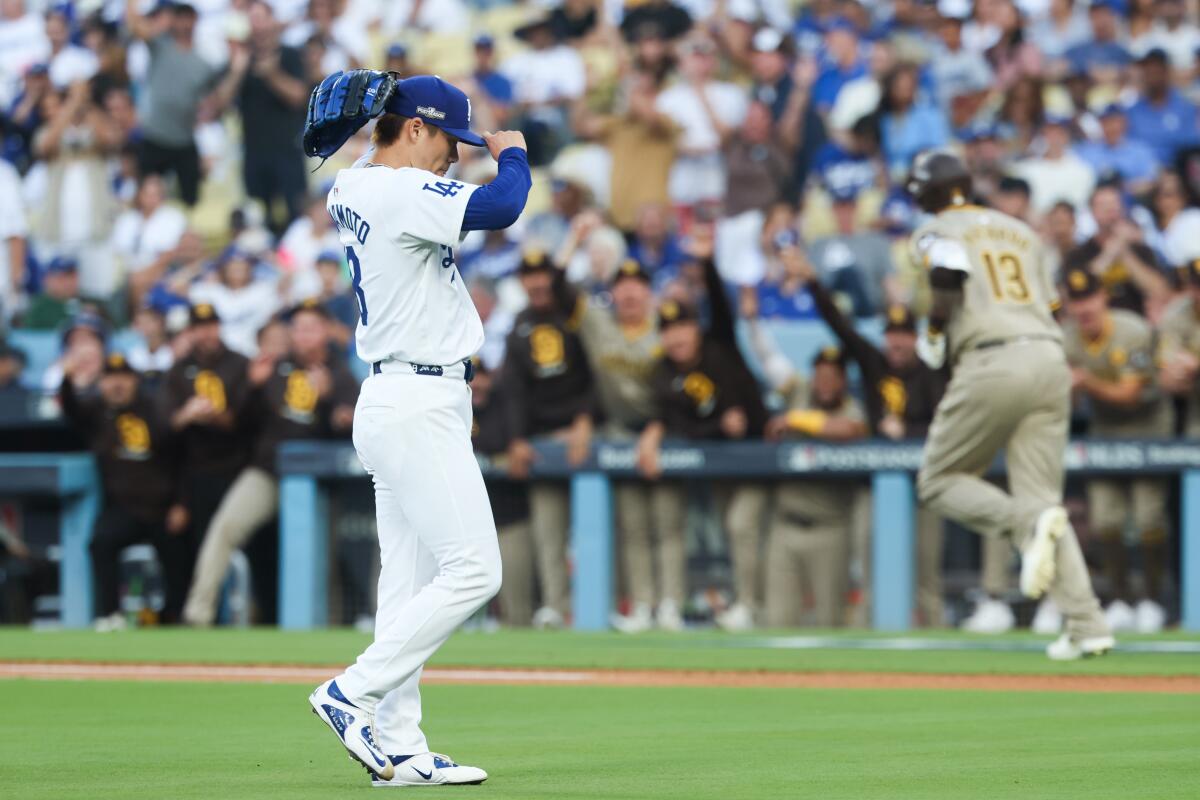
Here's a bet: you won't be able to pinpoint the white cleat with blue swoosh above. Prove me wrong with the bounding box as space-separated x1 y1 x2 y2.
309 679 394 780
370 753 488 788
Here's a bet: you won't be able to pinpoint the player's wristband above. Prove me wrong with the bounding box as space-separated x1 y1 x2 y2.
785 409 827 436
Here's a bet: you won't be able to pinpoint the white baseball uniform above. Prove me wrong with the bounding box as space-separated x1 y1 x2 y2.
327 162 502 756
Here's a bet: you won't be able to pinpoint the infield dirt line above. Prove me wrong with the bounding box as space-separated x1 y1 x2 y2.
1 661 1197 694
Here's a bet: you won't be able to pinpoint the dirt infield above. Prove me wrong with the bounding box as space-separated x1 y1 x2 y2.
2 661 1198 693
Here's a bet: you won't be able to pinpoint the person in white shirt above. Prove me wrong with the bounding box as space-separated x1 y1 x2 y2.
500 15 586 166
1148 170 1200 268
1011 114 1097 213
277 193 342 301
0 1 49 106
45 8 99 89
0 157 28 324
188 249 282 357
111 174 189 305
1131 0 1200 71
125 303 176 374
655 34 749 211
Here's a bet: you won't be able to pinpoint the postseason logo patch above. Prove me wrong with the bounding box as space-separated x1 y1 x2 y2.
416 105 446 120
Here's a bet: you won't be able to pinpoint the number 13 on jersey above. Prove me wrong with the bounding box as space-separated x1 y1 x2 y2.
981 251 1031 303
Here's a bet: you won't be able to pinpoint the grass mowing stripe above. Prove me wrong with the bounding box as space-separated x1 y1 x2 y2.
2 628 1198 676
3 680 1197 800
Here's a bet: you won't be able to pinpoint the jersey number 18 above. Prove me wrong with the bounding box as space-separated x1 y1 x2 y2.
347 246 367 325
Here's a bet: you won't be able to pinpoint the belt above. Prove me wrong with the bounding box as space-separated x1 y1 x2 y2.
971 333 1059 352
371 359 475 383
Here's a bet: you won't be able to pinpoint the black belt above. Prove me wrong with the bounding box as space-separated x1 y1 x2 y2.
372 359 475 383
972 334 1059 352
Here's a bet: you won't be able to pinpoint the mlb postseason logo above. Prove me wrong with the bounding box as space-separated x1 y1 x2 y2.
416 105 446 120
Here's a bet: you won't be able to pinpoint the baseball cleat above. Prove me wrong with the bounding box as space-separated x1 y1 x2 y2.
1046 633 1116 661
370 752 487 787
309 679 394 780
1020 506 1069 599
715 602 754 632
960 598 1015 634
1104 600 1137 633
1134 599 1166 634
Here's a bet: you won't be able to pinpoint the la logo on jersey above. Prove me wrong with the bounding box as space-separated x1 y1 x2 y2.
424 180 464 198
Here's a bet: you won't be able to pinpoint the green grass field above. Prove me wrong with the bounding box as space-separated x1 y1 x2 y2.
3 628 1199 799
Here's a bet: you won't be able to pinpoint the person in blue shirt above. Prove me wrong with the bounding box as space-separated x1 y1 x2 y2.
1064 1 1132 79
811 17 868 114
878 62 949 178
1075 104 1162 193
1126 48 1200 167
755 230 819 320
471 35 514 109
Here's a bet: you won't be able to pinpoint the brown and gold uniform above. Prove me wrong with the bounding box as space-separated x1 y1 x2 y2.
1063 274 1171 605
566 261 684 615
766 364 867 628
1158 278 1200 436
503 269 595 620
184 345 359 625
911 204 1107 640
649 255 770 617
807 280 949 626
60 354 188 622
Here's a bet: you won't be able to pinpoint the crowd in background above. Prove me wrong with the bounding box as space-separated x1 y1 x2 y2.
2 0 1200 633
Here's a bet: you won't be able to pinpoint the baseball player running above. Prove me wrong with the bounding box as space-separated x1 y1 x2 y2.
301 70 530 786
906 151 1113 661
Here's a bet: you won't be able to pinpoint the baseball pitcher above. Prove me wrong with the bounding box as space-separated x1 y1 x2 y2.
301 70 531 786
906 150 1112 661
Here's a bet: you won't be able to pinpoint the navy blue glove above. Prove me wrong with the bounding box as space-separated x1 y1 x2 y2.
303 69 397 159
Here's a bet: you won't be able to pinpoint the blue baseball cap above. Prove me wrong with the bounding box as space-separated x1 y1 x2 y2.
386 42 408 60
385 75 486 147
474 33 495 49
316 249 342 264
1098 102 1126 118
45 255 79 274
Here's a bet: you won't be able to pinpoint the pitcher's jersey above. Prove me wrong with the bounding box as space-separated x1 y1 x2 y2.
327 163 483 366
910 205 1060 362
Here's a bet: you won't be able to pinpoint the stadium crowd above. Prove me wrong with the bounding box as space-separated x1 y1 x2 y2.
1 0 1199 634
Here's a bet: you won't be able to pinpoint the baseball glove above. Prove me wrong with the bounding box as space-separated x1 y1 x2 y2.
303 69 398 160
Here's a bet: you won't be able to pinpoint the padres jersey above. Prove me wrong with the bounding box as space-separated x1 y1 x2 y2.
1158 296 1200 434
1063 310 1170 437
328 164 483 365
165 344 249 476
775 378 865 523
577 302 660 436
910 206 1059 362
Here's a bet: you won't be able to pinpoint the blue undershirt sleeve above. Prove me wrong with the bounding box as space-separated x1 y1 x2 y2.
461 147 532 232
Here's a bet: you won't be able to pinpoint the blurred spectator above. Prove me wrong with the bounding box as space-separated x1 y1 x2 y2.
45 7 98 90
929 8 993 117
1028 0 1092 64
164 303 250 618
618 0 692 44
277 194 341 301
1062 184 1171 319
381 42 410 79
311 251 355 348
807 182 897 318
126 302 174 377
125 0 217 208
877 62 949 179
19 256 100 331
503 252 595 629
0 153 28 323
1062 268 1171 634
625 203 686 287
210 1 311 232
761 346 867 627
985 0 1044 90
525 170 590 256
1074 105 1161 194
555 212 628 296
111 174 188 306
4 62 51 172
189 248 282 357
752 231 818 320
997 76 1044 155
41 311 106 392
1064 0 1132 82
655 33 748 218
502 14 586 166
62 352 188 629
1133 0 1200 71
993 175 1033 224
572 71 679 233
0 341 30 419
183 300 356 626
0 2 49 103
636 234 768 631
281 0 367 74
1011 114 1096 214
380 0 470 36
1159 259 1200 435
811 17 866 115
1148 171 1200 268
469 357 533 627
469 35 513 129
468 275 512 373
1043 200 1081 272
460 229 522 284
1126 48 1200 167
32 80 122 300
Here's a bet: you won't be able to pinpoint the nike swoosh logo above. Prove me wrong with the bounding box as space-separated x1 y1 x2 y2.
414 767 433 780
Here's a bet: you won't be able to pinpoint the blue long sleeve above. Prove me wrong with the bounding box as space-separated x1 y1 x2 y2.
462 147 532 232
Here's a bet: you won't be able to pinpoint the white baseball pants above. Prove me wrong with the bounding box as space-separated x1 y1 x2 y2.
336 368 502 756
